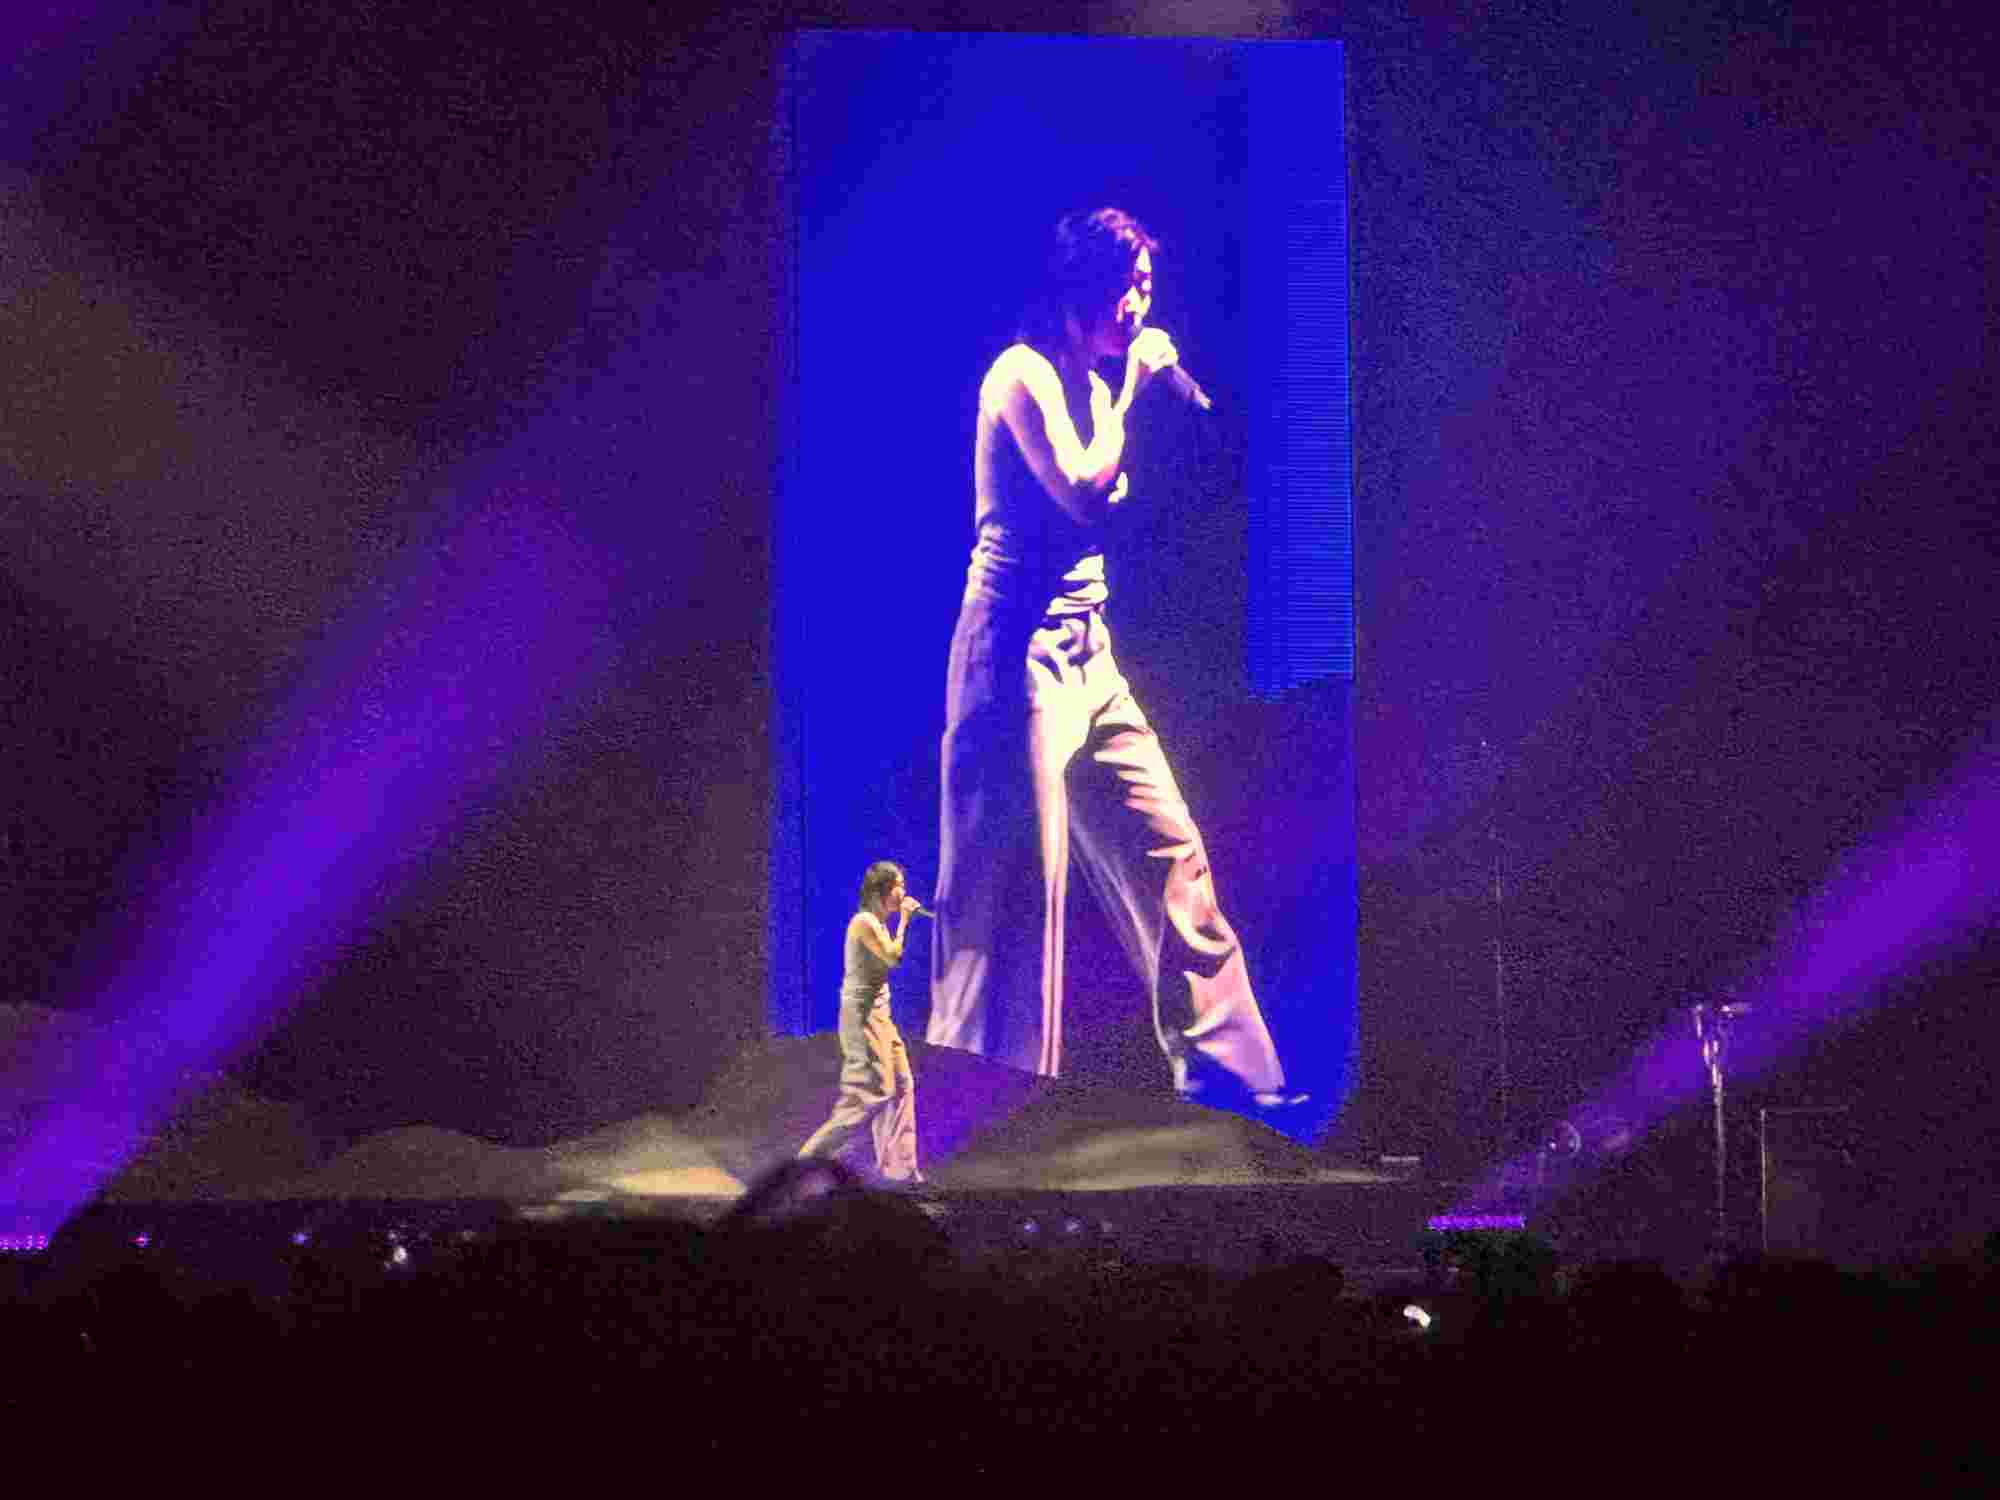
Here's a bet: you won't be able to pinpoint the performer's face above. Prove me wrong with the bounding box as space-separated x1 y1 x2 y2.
1113 247 1154 345
1076 247 1154 362
881 876 906 915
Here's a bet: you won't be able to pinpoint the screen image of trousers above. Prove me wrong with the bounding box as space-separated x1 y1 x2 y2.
928 597 1287 1097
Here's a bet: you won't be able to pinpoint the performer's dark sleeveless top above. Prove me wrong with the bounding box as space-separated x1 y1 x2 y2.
964 345 1109 624
842 914 894 1004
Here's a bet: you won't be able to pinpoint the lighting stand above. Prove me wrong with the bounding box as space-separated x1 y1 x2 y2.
1482 738 1510 1165
1693 1002 1751 1254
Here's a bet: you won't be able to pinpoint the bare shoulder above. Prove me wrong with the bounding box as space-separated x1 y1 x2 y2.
981 342 1057 411
851 909 894 959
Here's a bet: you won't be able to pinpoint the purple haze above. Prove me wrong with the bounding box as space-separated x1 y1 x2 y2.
1456 722 2000 1213
1 496 615 1225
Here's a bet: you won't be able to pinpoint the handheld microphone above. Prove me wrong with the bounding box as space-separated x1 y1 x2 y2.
912 902 937 920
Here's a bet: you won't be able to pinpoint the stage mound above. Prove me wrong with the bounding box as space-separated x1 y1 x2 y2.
10 1012 1369 1206
676 1035 1365 1193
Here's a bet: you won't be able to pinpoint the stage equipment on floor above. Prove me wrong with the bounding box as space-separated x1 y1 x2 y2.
1759 1106 1857 1261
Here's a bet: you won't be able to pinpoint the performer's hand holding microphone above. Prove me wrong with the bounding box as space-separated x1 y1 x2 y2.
1127 326 1213 411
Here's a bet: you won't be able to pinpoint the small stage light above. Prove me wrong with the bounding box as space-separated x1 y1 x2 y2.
1062 1217 1084 1236
1 1233 51 1254
1402 1304 1434 1331
1426 1214 1527 1232
132 1233 151 1249
1019 1219 1040 1236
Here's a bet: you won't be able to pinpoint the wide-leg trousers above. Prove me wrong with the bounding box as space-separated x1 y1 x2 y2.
798 987 921 1183
927 599 1286 1095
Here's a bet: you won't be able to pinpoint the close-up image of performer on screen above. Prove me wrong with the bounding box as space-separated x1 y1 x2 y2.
926 208 1307 1121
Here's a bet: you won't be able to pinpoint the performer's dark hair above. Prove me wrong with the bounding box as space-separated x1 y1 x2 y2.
1019 206 1160 351
858 860 905 913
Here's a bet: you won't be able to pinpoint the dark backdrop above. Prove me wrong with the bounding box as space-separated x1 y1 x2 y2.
5 1 1995 1240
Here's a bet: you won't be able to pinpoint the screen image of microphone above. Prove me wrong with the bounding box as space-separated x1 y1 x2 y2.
1166 365 1213 412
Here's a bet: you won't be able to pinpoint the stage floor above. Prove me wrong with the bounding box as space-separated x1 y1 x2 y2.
7 1028 1464 1280
73 1033 1404 1202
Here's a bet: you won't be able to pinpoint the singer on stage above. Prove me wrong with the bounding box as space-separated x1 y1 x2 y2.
798 860 925 1185
927 207 1302 1114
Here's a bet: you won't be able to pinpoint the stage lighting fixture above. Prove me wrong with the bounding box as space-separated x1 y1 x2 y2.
1401 1304 1434 1331
0 1234 51 1253
1593 1117 1636 1156
1533 1111 1639 1190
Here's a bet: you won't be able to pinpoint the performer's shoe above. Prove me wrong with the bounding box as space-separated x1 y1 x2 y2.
1173 1064 1319 1139
1251 1088 1311 1111
1172 1057 1309 1111
1253 1089 1319 1130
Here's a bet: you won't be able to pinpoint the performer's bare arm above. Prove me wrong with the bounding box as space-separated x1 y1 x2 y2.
985 329 1175 527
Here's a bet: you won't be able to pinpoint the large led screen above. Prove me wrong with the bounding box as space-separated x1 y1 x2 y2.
775 32 1353 1140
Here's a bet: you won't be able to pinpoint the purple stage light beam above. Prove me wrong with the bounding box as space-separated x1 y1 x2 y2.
1455 721 2000 1212
1 494 616 1226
